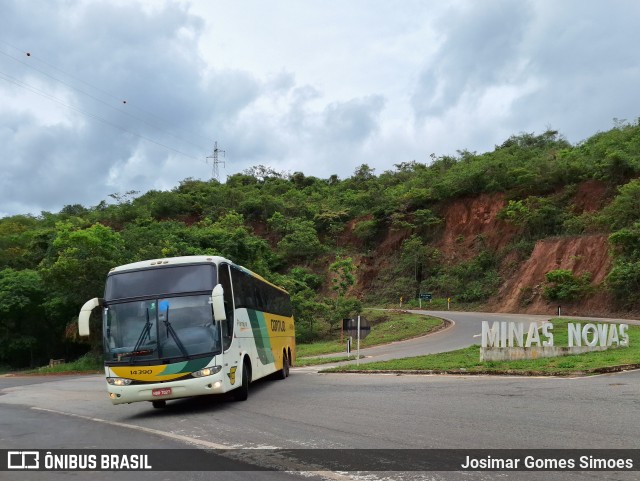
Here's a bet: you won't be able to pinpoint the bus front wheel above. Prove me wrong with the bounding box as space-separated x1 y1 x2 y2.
152 400 166 409
234 362 249 401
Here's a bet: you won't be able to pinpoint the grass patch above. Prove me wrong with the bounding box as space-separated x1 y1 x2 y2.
297 309 444 357
296 355 363 367
25 353 103 375
325 319 640 376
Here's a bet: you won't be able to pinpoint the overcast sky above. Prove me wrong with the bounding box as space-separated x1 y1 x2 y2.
1 0 639 217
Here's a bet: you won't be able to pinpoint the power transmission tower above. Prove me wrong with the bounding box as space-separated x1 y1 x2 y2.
206 141 226 181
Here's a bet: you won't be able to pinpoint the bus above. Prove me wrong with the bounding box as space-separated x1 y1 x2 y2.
78 255 295 408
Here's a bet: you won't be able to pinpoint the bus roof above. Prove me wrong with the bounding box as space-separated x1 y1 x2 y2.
109 255 228 274
108 255 289 294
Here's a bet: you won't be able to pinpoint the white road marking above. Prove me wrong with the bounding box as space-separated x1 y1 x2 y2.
29 406 378 481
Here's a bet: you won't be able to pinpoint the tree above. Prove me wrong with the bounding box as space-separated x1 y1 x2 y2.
41 222 126 305
0 215 43 269
0 269 45 367
607 261 640 307
243 165 289 182
602 179 640 230
271 268 327 342
607 222 640 306
277 220 324 262
190 212 273 273
543 270 592 301
399 235 440 298
328 257 361 333
39 222 126 353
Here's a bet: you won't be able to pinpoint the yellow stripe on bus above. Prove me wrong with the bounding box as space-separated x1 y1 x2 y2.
111 365 185 382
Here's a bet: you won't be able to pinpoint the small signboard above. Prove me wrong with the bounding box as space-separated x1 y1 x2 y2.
419 293 432 300
343 317 371 339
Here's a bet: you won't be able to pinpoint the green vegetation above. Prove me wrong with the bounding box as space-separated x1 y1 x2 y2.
542 270 593 301
296 356 363 367
297 339 346 358
607 222 640 306
3 120 640 369
325 319 640 376
26 352 103 375
297 309 443 357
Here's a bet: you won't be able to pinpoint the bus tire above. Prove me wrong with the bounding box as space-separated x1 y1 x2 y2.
234 362 249 401
152 400 166 409
277 352 289 380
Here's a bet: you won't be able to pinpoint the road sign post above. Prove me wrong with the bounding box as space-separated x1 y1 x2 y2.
342 317 370 365
357 315 360 366
419 293 432 309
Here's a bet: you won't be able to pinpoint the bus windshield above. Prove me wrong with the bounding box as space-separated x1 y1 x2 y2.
103 294 221 363
105 264 217 301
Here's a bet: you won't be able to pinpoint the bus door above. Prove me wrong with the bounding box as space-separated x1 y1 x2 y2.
217 263 240 390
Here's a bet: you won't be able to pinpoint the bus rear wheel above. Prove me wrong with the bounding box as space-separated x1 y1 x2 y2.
277 352 289 380
152 400 166 409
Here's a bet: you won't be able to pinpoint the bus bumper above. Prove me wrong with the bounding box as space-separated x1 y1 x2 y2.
106 374 226 405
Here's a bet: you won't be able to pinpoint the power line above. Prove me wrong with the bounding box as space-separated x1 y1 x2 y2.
0 46 212 153
0 40 218 146
0 69 200 161
0 41 233 173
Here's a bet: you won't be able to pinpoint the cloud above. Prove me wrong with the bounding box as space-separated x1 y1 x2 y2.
322 96 386 145
510 0 640 142
0 0 260 215
1 0 640 216
411 0 532 119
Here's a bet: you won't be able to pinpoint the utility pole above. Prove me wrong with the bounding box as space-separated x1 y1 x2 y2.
206 141 226 181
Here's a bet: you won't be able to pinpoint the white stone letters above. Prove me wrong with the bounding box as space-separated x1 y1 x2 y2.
567 322 629 348
481 320 629 349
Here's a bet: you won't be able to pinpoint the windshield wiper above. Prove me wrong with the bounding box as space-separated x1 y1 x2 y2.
129 308 154 362
162 306 190 359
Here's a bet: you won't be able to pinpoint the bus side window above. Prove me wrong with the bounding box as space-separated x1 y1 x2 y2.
218 264 234 351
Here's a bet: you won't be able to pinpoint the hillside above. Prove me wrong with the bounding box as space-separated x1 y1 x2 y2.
2 121 640 367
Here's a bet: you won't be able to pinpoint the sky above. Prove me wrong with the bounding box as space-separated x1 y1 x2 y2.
1 0 639 217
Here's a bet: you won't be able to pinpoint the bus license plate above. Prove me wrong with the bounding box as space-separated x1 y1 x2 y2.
152 388 172 397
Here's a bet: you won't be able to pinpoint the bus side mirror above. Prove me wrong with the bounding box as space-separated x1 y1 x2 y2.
78 298 103 336
211 285 226 321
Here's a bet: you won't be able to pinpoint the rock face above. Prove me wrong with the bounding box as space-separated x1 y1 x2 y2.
489 235 612 315
437 193 520 262
359 182 618 316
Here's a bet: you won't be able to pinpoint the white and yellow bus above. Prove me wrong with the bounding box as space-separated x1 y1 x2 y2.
78 255 295 408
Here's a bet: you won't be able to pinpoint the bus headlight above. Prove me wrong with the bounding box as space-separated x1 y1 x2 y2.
192 366 222 378
107 377 133 386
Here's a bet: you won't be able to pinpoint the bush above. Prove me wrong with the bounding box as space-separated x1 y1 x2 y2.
542 270 592 301
606 260 640 307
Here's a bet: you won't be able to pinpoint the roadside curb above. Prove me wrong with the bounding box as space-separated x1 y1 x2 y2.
1 371 102 377
321 363 640 377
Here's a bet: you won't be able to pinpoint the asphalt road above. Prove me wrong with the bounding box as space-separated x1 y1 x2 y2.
305 310 563 368
332 309 640 365
1 310 638 481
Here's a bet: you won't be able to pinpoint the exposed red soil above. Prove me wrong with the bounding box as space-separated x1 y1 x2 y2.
488 235 612 315
437 193 520 262
284 180 624 316
570 179 611 214
357 226 412 295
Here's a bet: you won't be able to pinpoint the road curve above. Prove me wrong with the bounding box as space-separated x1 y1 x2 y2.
296 310 639 369
1 310 638 481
